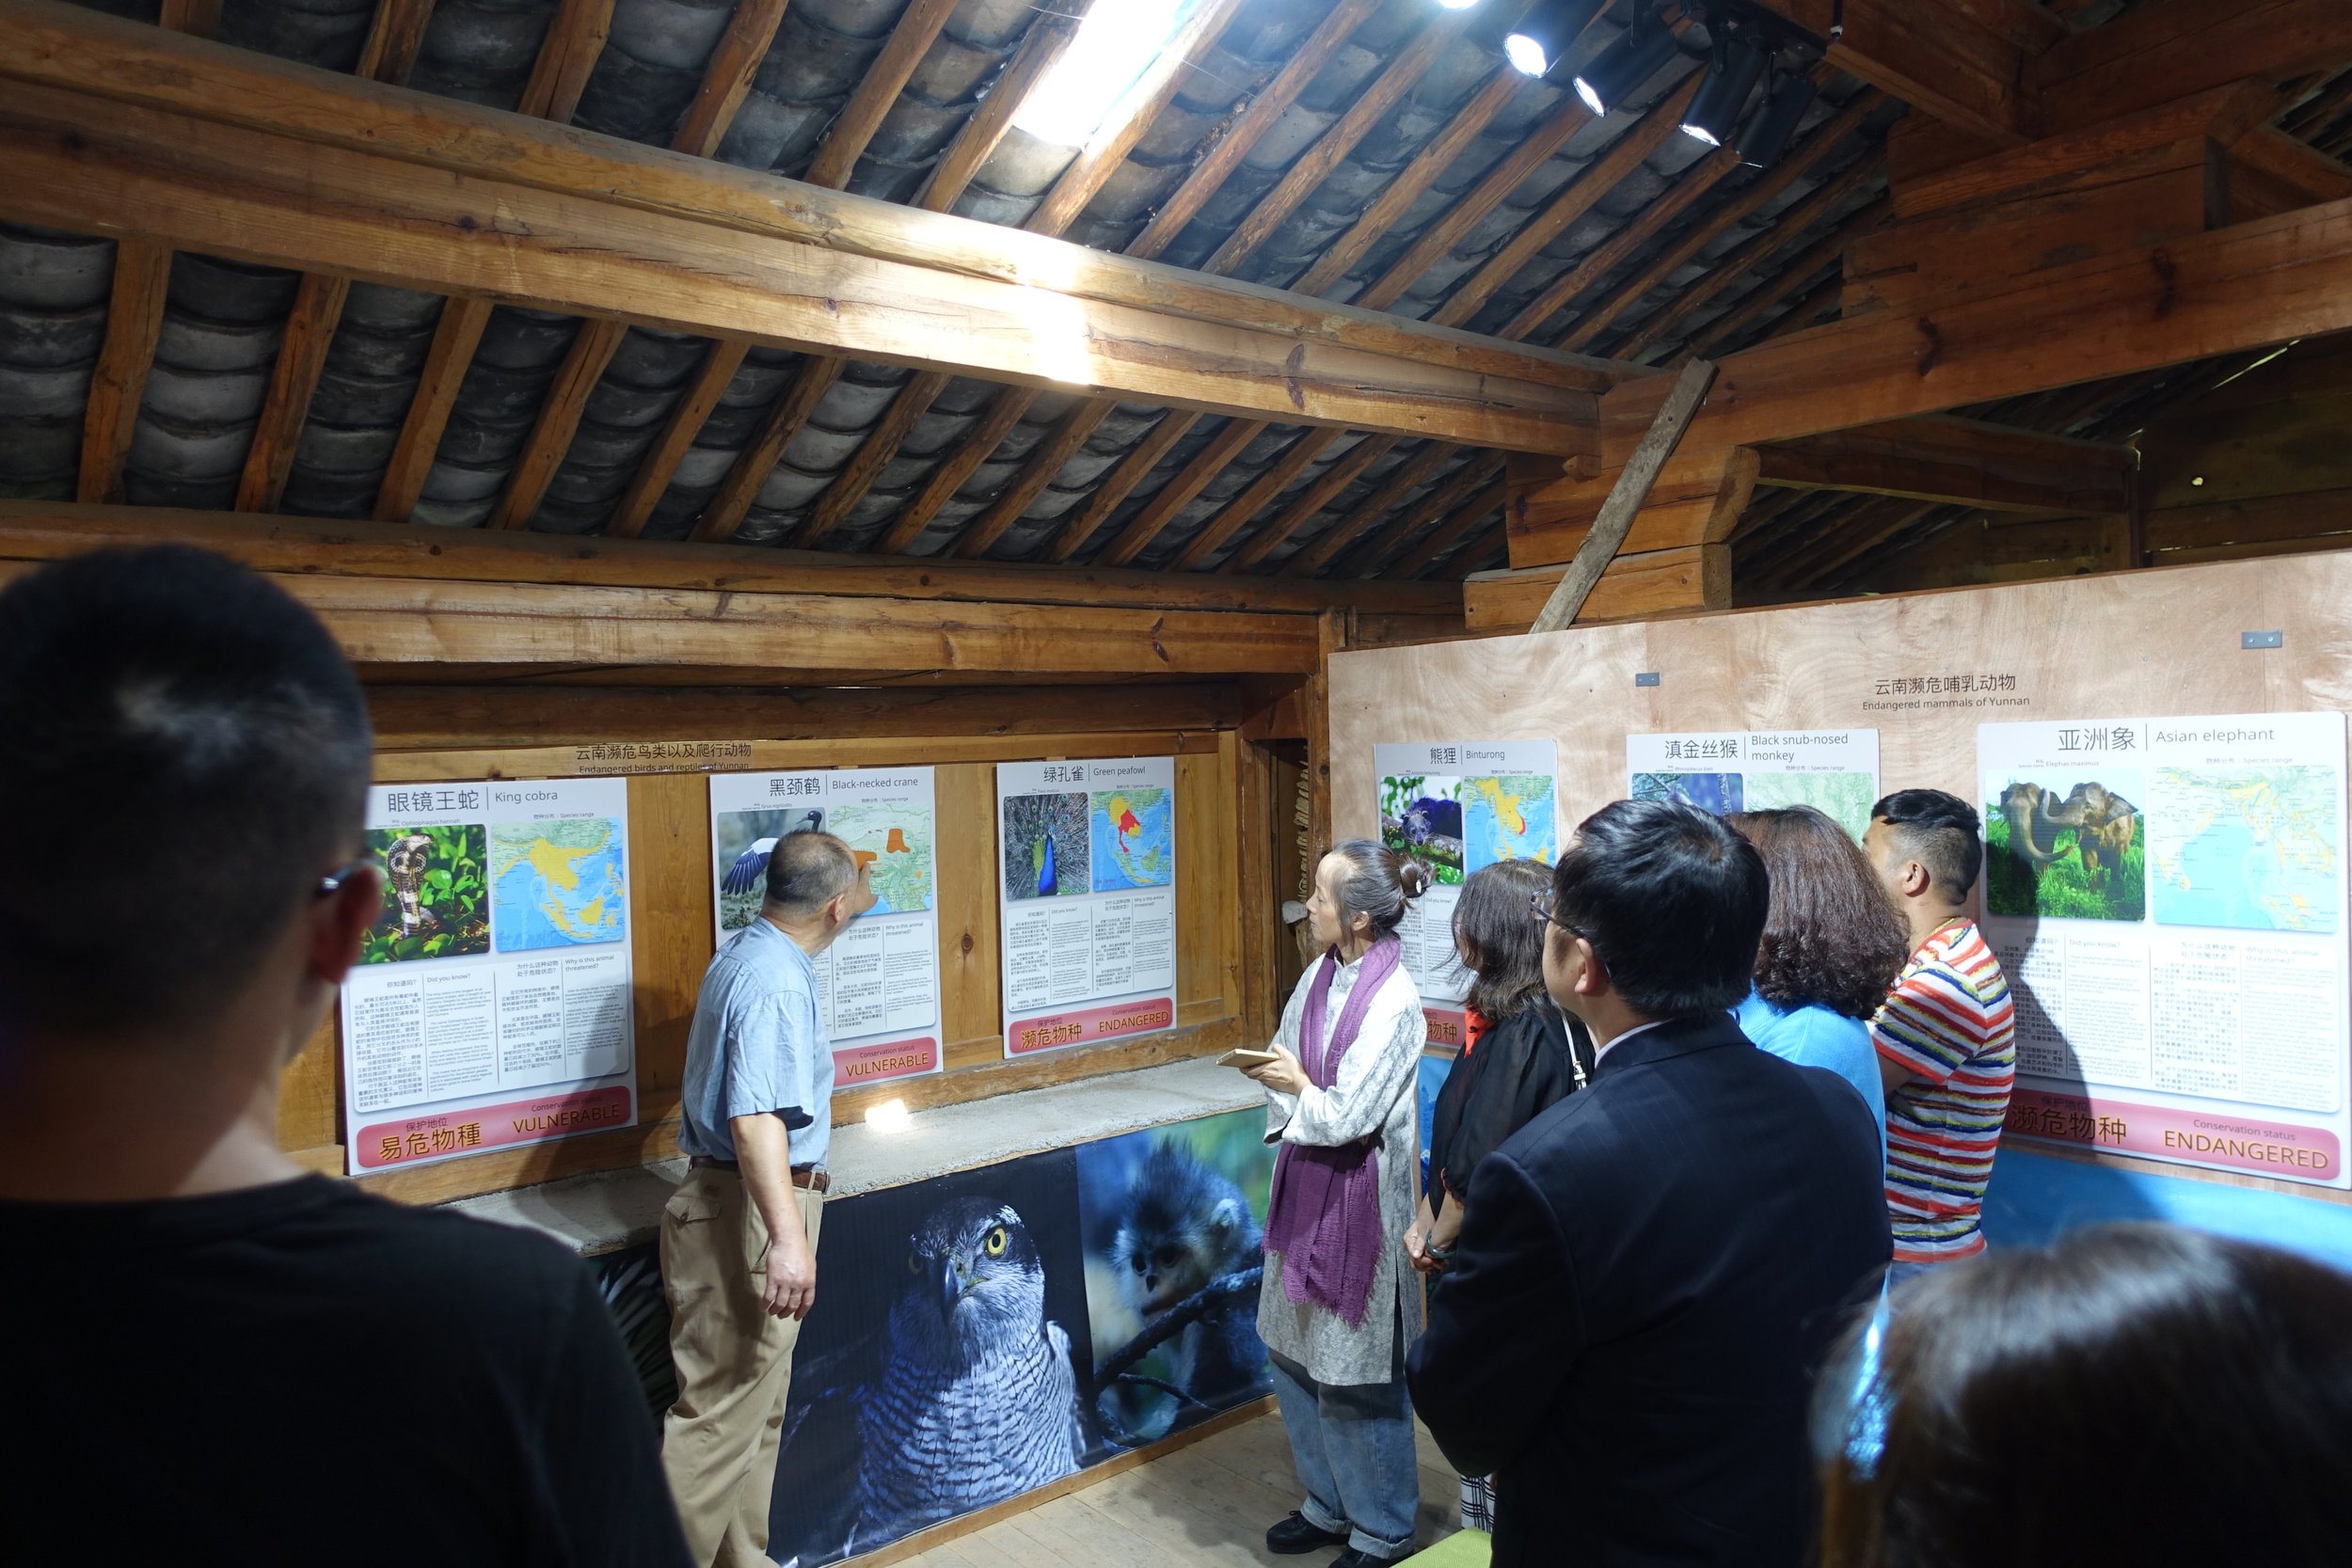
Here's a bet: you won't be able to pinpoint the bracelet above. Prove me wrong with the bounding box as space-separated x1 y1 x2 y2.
1425 1241 1454 1261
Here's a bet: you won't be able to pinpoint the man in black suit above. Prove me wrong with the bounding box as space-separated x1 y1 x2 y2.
1407 799 1890 1568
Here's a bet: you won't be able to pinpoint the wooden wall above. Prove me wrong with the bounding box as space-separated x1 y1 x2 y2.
1329 552 2352 1208
277 721 1283 1206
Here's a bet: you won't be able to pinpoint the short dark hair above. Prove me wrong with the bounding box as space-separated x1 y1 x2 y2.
1551 798 1768 1018
1820 1224 2352 1568
1454 858 1551 1021
1728 807 1909 1019
0 546 373 1036
765 829 857 915
1871 788 1982 898
1323 837 1431 941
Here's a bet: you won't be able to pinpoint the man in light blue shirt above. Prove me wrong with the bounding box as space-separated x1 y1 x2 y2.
660 830 872 1568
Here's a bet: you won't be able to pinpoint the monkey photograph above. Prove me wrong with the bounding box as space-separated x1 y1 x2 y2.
1074 1113 1273 1448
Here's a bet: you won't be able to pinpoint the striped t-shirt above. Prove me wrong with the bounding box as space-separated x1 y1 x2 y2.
1870 919 2015 1262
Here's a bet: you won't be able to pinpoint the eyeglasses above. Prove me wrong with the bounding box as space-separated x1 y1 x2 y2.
317 859 375 898
1529 889 1582 941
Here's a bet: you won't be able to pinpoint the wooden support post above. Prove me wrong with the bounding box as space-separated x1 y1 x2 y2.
1530 358 1718 633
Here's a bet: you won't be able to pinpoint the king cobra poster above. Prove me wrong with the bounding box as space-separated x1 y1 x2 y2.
340 777 636 1173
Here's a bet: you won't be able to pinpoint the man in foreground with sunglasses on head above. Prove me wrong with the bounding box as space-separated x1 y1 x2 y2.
0 546 690 1566
1408 798 1889 1568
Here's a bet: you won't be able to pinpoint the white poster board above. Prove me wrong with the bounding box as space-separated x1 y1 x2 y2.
995 756 1177 1057
1980 713 2350 1187
341 777 636 1174
709 768 944 1088
1374 739 1559 1047
1625 728 1882 839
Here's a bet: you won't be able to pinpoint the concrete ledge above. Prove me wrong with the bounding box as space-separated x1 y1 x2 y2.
446 1056 1261 1255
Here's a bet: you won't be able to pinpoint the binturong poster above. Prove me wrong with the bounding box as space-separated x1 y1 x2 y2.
1374 739 1559 1047
762 1108 1275 1565
339 777 636 1174
1981 713 2351 1187
708 768 943 1088
995 756 1177 1057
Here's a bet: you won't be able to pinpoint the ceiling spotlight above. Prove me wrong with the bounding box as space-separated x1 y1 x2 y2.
1572 7 1679 115
1502 0 1602 76
1680 28 1768 146
1735 69 1818 166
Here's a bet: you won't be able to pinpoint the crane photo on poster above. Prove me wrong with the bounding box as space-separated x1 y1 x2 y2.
761 1108 1277 1565
995 756 1178 1058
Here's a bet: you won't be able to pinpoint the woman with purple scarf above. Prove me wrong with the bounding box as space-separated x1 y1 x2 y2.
1241 838 1432 1567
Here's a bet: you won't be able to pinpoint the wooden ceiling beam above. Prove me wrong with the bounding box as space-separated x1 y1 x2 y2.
1556 85 1880 354
491 315 628 529
1127 0 1383 261
2033 0 2352 137
670 0 792 158
1202 2 1487 277
1620 189 2352 464
373 295 491 522
691 354 845 543
0 498 1467 616
1754 414 2135 515
1218 433 1396 574
1753 0 2041 147
1675 198 1888 362
1278 440 1455 578
1168 427 1343 571
607 338 749 539
788 368 952 548
914 0 1088 213
1507 147 1746 342
1430 74 1705 331
1338 452 1503 577
75 238 170 506
0 4 1618 405
801 0 961 190
1035 407 1199 562
949 400 1115 559
874 386 1041 553
516 0 612 120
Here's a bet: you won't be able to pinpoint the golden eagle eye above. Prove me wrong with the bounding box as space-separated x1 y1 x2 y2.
983 1225 1009 1258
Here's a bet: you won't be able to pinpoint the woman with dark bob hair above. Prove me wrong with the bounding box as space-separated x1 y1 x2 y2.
1726 806 1908 1140
1817 1223 2352 1567
1404 857 1595 1531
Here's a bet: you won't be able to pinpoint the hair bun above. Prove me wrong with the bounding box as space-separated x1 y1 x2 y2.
1399 860 1433 898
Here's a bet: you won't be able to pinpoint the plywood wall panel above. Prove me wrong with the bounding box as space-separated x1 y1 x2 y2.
1332 554 2348 1203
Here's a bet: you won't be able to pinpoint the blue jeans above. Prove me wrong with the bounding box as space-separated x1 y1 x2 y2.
1267 1349 1420 1560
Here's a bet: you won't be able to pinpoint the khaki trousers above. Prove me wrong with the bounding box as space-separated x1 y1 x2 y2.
658 1166 825 1568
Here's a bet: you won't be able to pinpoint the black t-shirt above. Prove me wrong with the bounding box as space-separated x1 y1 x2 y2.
0 1175 691 1566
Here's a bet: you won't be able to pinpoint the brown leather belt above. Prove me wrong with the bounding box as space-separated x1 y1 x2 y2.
690 1155 830 1194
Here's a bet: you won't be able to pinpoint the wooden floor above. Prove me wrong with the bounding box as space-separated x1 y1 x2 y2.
893 1410 1463 1567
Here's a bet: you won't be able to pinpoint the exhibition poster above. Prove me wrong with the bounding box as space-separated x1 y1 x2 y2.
341 776 636 1173
1626 728 1883 839
1980 714 2351 1187
996 756 1177 1056
1374 739 1559 1048
709 768 943 1088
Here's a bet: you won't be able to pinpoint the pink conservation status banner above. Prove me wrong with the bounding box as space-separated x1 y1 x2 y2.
996 756 1177 1058
1981 712 2352 1188
353 1085 636 1171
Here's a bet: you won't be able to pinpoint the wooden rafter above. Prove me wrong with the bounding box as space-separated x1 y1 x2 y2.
607 338 749 539
516 0 612 120
1339 452 1503 577
1201 2 1485 277
492 316 628 529
801 0 961 191
1390 476 1508 578
76 239 170 505
1429 75 1704 330
1126 0 1384 261
872 387 1039 553
691 355 845 543
1676 198 1889 363
671 0 792 159
914 0 1089 212
234 273 350 513
373 295 490 522
1219 433 1396 575
950 400 1115 559
1095 419 1263 567
1168 427 1343 571
1278 441 1455 578
789 369 953 547
1754 416 2137 516
1554 86 1881 354
1036 408 1197 562
1507 148 1745 342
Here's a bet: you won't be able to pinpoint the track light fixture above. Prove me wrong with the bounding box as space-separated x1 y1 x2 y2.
1571 6 1678 112
1679 25 1768 146
1735 68 1817 166
1502 0 1603 77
